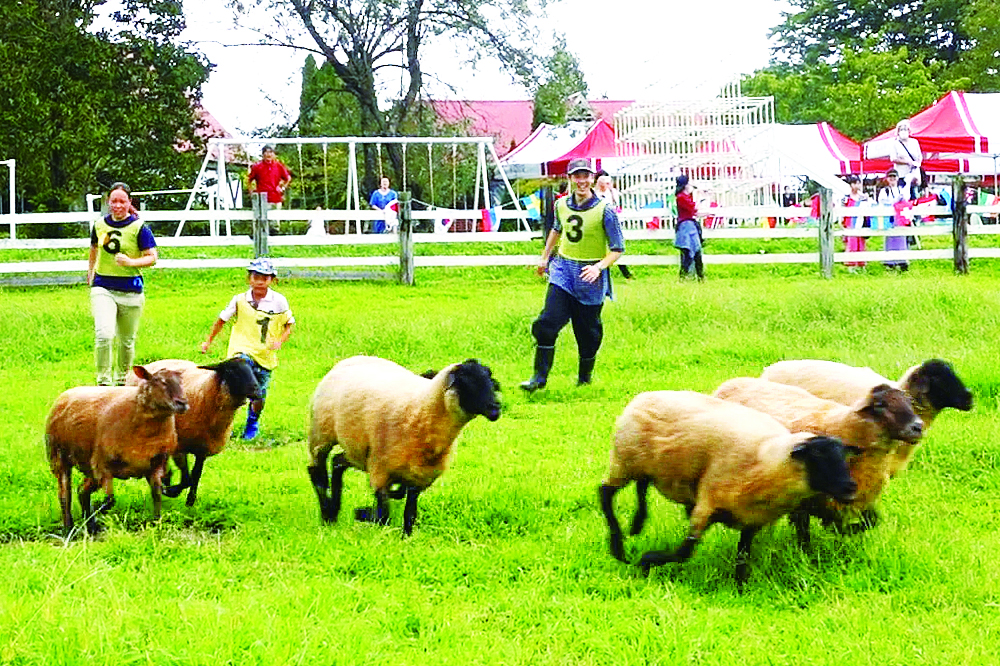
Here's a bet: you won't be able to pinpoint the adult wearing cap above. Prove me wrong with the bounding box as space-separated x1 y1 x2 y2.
673 174 704 280
201 257 296 438
248 145 292 210
520 158 625 392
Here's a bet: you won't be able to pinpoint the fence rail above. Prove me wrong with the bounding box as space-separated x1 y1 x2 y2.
3 182 999 279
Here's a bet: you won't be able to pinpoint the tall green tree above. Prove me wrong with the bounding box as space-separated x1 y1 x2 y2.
770 0 972 67
532 36 591 129
0 0 210 212
743 46 967 140
239 0 541 193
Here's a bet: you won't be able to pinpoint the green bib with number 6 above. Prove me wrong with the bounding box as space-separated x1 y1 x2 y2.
556 198 609 262
93 217 143 278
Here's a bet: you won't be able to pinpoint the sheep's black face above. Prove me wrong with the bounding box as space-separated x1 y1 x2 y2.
792 436 857 504
204 357 262 404
451 359 501 422
917 359 973 412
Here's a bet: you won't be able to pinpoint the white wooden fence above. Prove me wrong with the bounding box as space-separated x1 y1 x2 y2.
2 194 999 278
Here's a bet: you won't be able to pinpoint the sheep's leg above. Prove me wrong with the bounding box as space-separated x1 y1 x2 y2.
77 476 105 535
55 460 74 533
327 454 349 522
789 509 812 550
638 533 700 574
147 460 166 521
599 483 627 562
629 478 651 536
401 486 422 537
844 508 879 535
734 527 759 593
183 454 207 507
163 453 191 499
355 488 391 526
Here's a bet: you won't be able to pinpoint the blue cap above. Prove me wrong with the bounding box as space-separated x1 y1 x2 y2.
248 257 276 276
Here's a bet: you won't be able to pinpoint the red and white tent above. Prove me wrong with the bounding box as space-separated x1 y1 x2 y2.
499 121 593 179
545 119 619 175
863 92 1000 174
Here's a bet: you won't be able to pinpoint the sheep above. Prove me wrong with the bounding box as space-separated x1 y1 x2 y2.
599 391 858 589
45 366 188 535
307 355 501 536
761 359 973 476
712 377 923 543
124 357 261 506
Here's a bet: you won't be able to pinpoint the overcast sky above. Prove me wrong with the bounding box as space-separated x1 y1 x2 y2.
181 0 791 136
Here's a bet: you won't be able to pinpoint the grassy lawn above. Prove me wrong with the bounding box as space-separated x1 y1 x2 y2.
1 259 999 665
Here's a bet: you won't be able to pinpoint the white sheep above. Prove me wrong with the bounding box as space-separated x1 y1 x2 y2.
45 366 188 534
125 357 261 506
307 355 501 536
599 390 858 589
761 358 973 476
712 377 923 543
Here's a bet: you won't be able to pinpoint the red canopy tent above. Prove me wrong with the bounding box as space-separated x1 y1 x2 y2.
864 91 995 157
545 119 620 175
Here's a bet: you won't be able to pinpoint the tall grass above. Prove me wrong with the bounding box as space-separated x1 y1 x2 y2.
1 260 999 665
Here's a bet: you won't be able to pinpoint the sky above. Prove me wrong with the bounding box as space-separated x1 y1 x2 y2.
180 0 791 137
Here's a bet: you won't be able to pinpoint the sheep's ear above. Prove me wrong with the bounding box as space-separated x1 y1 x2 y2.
132 365 152 381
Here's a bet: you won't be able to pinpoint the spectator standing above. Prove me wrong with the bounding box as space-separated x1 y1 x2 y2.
889 119 922 200
842 175 869 270
248 145 292 209
520 158 625 392
200 257 295 439
595 170 632 279
878 169 909 271
673 174 704 280
88 182 157 386
369 176 398 233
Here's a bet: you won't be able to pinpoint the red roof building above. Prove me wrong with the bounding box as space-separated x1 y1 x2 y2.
431 100 634 156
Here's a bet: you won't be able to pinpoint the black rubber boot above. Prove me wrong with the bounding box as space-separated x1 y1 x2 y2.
520 346 555 392
577 356 596 386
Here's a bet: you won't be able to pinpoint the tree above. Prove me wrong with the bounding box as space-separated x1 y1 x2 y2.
742 46 967 140
532 36 591 129
0 0 210 212
239 0 541 193
770 0 972 68
950 0 1000 91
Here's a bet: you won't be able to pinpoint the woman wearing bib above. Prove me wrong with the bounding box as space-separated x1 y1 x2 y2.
87 183 157 385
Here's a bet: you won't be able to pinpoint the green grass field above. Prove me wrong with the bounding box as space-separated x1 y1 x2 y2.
2 259 999 665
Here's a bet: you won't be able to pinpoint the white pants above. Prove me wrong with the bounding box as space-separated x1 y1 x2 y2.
90 287 145 385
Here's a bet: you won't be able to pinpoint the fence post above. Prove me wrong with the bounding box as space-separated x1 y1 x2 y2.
952 178 969 274
541 186 555 239
818 188 834 278
251 192 269 258
399 192 414 285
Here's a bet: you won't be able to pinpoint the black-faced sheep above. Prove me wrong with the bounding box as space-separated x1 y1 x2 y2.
307 356 501 536
599 391 858 590
125 357 261 506
46 366 188 534
712 377 923 544
761 359 973 476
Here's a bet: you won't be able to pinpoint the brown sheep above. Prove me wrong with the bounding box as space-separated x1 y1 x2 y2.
46 366 188 535
712 377 923 543
599 391 858 590
761 359 973 476
125 357 261 506
308 356 501 536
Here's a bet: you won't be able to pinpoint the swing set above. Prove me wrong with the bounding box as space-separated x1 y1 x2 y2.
183 135 526 236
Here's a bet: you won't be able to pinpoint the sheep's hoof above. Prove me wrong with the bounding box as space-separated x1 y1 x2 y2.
162 484 186 499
